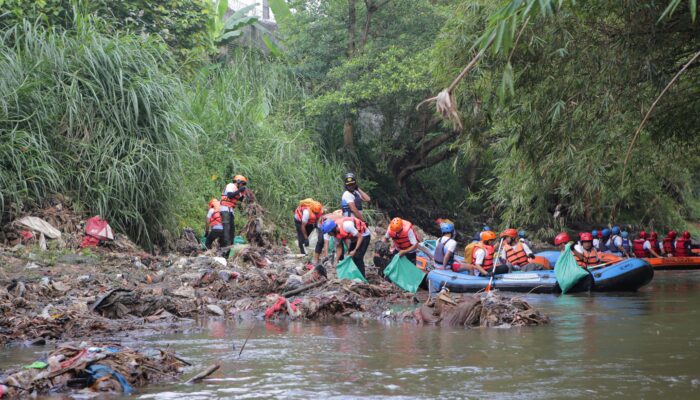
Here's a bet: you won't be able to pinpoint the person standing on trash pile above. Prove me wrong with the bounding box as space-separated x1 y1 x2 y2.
663 230 677 256
499 228 542 271
341 172 371 221
313 210 343 265
607 226 630 257
204 199 224 249
322 216 371 278
220 175 248 247
465 230 505 276
382 217 420 263
294 199 323 256
573 232 601 267
433 220 457 271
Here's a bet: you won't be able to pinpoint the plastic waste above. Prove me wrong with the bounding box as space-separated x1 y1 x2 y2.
554 243 591 294
383 255 425 293
336 257 367 283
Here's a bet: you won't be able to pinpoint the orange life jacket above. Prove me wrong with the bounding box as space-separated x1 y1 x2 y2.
503 242 529 267
472 242 494 270
575 247 600 268
220 183 244 209
388 220 420 250
294 206 321 225
334 217 367 240
209 204 222 227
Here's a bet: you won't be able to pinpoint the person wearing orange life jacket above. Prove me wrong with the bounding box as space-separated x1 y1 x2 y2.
675 231 692 257
573 232 601 268
220 175 249 247
465 231 507 276
205 199 224 249
382 217 420 263
321 216 371 278
663 230 677 256
294 200 324 256
498 229 542 271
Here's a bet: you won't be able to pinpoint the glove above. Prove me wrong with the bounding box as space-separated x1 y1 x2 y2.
304 239 309 247
239 186 247 192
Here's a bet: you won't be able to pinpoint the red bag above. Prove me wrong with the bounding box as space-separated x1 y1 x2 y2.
80 216 114 247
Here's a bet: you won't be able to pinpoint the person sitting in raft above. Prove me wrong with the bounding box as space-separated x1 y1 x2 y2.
649 232 664 257
591 230 599 249
204 198 224 249
382 217 420 263
293 199 324 256
598 228 611 252
633 231 662 258
675 231 692 257
322 216 371 278
518 230 532 248
433 220 457 270
466 231 507 276
620 231 633 257
663 230 677 257
607 226 630 257
499 228 541 271
573 232 601 268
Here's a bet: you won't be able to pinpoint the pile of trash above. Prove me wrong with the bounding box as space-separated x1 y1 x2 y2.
415 290 550 327
0 342 186 397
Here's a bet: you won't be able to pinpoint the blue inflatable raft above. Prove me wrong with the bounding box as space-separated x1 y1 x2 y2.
427 269 559 294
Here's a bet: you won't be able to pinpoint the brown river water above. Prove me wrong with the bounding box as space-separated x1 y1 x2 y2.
3 270 700 399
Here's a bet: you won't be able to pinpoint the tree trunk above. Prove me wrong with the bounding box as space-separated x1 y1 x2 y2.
347 0 356 57
343 117 354 149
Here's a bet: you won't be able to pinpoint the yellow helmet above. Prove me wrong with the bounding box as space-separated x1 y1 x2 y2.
233 175 247 184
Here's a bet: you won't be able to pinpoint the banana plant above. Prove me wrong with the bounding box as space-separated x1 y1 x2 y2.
208 0 291 56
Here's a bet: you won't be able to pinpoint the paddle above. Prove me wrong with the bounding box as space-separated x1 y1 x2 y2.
486 237 505 292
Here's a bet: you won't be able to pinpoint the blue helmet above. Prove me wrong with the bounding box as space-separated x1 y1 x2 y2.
440 222 454 233
612 226 620 235
621 231 629 238
602 228 611 237
518 230 526 238
483 226 491 231
321 219 337 234
591 230 598 237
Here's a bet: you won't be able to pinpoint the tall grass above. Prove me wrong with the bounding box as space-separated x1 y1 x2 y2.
178 50 345 235
0 22 195 246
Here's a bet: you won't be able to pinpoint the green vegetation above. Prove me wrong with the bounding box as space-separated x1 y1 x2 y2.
1 0 698 247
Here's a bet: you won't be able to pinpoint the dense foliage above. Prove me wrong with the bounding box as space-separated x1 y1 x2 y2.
0 22 193 245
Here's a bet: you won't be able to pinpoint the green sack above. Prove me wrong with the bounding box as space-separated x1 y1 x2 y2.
336 257 368 283
383 255 425 293
554 243 590 294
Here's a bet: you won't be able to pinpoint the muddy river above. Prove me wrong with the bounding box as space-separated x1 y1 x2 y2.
3 271 700 398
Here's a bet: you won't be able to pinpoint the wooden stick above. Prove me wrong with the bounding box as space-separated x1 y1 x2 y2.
185 364 220 384
281 279 326 297
238 325 255 358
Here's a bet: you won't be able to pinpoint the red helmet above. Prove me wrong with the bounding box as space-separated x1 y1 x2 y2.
682 231 691 239
554 232 570 246
650 231 658 240
639 230 647 239
580 232 593 242
668 230 677 238
500 228 518 238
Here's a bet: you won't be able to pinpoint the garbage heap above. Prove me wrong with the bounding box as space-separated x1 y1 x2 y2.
0 342 185 398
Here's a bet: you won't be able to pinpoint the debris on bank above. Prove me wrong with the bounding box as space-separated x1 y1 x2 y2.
416 291 549 327
0 198 550 347
0 342 186 398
